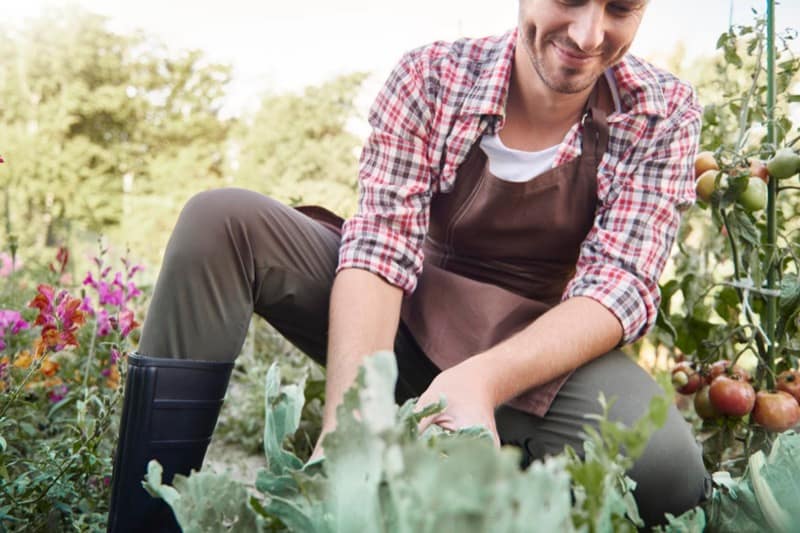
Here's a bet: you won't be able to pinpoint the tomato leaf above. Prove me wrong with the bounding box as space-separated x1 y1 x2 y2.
776 277 800 339
729 209 761 247
714 286 741 324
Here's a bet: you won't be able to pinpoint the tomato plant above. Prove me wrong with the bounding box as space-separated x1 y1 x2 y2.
653 12 800 474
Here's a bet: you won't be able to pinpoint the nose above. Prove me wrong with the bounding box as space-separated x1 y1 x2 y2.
568 4 605 53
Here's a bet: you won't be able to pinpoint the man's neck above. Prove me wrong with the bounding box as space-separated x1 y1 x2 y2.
499 44 599 151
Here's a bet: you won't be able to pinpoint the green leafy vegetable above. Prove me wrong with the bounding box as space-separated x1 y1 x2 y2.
145 351 678 532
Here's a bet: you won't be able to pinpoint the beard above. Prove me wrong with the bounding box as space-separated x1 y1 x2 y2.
520 26 608 95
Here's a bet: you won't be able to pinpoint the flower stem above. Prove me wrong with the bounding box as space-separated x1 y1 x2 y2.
0 356 43 419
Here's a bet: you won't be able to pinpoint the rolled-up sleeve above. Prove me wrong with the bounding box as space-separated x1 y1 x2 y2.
337 51 434 294
564 90 702 344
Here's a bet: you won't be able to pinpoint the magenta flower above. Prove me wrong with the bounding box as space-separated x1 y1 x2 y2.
0 310 31 352
127 265 143 278
98 281 124 307
48 384 69 403
82 254 143 342
79 296 94 316
126 281 141 302
96 309 112 337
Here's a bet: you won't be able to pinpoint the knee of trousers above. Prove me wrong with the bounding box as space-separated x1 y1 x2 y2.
627 405 710 526
168 188 281 262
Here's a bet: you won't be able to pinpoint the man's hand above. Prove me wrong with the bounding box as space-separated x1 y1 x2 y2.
415 360 501 447
311 268 403 464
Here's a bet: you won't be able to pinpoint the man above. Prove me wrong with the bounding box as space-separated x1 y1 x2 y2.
107 1 710 531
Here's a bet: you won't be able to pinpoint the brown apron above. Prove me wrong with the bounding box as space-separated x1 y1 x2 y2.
399 105 608 416
297 102 609 418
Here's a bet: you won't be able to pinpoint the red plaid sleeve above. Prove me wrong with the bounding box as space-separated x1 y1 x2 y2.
563 81 702 344
336 50 434 293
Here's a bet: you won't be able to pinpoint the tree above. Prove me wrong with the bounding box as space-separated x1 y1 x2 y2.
233 72 368 218
0 8 233 259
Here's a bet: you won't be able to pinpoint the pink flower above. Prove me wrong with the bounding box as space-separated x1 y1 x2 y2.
118 309 139 339
56 291 85 331
0 310 29 335
49 246 69 275
0 253 22 278
0 310 30 352
96 309 112 337
79 296 94 316
83 271 96 289
127 264 144 278
125 281 141 302
48 384 69 403
97 281 124 307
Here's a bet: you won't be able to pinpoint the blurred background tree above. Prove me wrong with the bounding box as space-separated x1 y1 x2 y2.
233 73 366 217
0 8 365 271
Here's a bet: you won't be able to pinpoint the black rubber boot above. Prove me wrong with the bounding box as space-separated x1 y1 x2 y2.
107 353 234 532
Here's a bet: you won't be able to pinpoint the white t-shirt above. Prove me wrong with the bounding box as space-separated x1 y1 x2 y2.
481 69 622 183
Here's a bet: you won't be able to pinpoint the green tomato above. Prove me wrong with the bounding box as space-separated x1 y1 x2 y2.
766 148 800 180
738 177 767 212
695 170 718 203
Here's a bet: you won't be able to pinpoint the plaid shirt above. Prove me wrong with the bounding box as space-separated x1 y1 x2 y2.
337 28 701 345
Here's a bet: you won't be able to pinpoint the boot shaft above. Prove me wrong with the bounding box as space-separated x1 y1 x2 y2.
107 353 233 533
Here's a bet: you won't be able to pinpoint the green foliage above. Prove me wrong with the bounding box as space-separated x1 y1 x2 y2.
214 319 325 459
233 73 367 217
656 16 800 367
0 245 143 531
144 461 264 533
147 351 675 532
692 20 799 151
652 508 707 533
707 431 800 533
0 8 233 262
0 8 369 273
566 375 672 533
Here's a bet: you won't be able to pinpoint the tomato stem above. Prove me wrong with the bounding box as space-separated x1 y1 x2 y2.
764 0 778 391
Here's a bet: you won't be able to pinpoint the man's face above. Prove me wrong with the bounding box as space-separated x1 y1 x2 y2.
517 0 647 94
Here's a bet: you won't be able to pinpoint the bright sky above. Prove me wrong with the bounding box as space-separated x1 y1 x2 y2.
5 1 800 116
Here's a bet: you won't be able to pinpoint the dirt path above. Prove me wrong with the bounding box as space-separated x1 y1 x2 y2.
204 438 265 490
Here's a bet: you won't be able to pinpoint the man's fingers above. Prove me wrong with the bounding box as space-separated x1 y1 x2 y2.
417 412 457 435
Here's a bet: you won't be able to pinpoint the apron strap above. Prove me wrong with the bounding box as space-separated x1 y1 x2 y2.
580 105 610 177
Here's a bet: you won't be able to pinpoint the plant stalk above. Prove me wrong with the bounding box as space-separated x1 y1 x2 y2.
765 0 777 389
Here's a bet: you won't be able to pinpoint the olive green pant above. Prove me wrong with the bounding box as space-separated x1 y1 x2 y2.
139 188 710 526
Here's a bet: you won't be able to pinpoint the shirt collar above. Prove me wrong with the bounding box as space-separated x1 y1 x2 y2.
460 27 668 121
607 55 669 119
461 28 517 117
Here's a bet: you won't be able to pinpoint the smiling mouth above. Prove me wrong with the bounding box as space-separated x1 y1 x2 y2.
551 41 600 67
